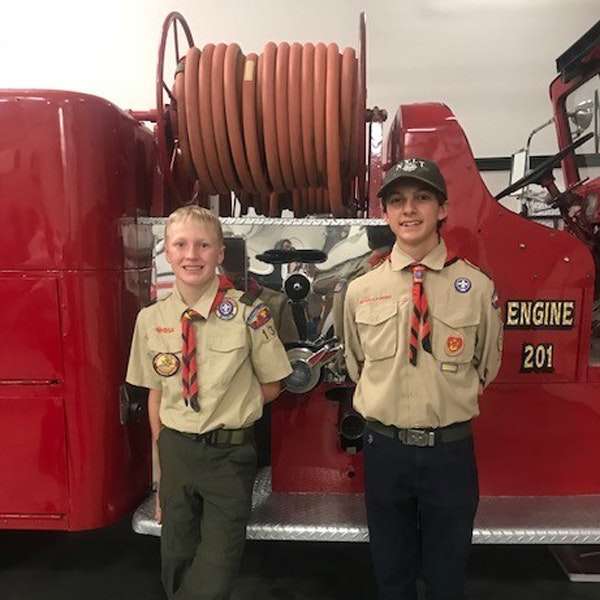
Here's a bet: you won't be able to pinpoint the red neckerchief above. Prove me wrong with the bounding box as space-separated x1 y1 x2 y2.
367 249 390 268
210 274 234 312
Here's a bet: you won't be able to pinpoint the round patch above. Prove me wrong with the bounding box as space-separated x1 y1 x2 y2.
216 298 237 320
446 336 464 356
153 352 180 377
454 277 471 293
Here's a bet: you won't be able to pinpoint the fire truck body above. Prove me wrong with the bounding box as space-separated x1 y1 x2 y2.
0 91 153 530
2 16 600 584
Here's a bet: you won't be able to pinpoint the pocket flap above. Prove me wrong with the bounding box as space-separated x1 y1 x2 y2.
209 333 247 352
433 313 480 329
356 301 397 326
147 331 181 353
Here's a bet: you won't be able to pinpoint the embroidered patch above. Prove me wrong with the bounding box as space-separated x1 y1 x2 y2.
440 362 459 373
216 298 237 320
446 336 464 355
454 277 471 293
247 303 273 329
333 281 345 294
153 352 180 377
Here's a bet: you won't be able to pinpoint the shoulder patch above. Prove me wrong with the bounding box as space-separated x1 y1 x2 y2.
246 302 273 329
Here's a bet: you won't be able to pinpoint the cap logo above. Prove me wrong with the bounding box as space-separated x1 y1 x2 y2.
396 158 425 173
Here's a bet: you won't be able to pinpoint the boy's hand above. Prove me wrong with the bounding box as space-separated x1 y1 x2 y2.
155 488 162 524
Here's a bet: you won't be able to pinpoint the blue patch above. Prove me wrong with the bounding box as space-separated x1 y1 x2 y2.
454 277 471 293
216 299 237 320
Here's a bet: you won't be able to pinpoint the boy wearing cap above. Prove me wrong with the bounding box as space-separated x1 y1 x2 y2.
343 158 503 600
127 206 292 600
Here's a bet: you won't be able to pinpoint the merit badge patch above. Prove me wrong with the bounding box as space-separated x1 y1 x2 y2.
440 362 459 373
153 352 180 377
454 277 471 293
247 302 273 330
446 335 464 356
216 298 237 320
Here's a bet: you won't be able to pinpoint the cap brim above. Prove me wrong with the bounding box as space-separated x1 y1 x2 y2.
377 174 446 198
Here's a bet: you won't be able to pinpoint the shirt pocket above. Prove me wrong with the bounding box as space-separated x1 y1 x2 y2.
147 331 182 354
209 332 249 354
146 331 182 378
431 314 479 364
355 300 398 361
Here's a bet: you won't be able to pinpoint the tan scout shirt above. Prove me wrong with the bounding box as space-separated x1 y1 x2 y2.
126 277 292 434
344 239 503 429
256 286 299 344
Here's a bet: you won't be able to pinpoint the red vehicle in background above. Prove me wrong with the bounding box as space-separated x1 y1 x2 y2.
1 10 600 580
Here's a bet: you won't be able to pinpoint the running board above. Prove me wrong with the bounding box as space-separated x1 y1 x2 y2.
133 467 600 546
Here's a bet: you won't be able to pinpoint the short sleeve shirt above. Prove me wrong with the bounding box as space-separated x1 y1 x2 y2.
343 240 503 428
126 276 292 434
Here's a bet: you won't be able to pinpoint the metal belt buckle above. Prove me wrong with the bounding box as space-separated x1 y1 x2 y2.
405 428 435 447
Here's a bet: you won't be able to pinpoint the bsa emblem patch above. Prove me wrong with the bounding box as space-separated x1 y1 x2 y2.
454 277 471 293
446 336 464 355
216 298 237 320
153 352 180 377
247 302 272 329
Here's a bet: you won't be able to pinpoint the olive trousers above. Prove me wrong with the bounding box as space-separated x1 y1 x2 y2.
157 427 257 600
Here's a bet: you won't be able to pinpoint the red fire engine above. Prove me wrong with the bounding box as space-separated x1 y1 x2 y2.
1 11 600 579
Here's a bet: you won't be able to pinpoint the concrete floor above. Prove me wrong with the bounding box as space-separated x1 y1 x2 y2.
2 512 600 600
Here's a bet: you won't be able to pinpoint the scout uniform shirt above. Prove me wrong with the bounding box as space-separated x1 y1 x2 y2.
343 239 503 429
126 276 293 434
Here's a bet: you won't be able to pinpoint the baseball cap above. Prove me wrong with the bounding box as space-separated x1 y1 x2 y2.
377 158 447 199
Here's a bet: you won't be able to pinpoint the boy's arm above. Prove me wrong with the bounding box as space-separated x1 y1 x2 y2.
260 381 281 404
148 388 163 443
475 283 504 389
147 388 163 523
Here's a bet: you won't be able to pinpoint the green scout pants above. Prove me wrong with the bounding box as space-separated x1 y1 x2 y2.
157 426 257 600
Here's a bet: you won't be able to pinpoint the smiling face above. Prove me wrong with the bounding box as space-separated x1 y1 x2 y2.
382 179 448 260
165 217 224 304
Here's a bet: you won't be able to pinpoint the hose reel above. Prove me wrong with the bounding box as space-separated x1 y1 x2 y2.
155 11 368 218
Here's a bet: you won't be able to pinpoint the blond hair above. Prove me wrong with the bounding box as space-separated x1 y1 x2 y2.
164 205 224 246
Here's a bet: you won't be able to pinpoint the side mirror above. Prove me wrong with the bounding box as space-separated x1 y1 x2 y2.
568 99 594 136
509 148 529 187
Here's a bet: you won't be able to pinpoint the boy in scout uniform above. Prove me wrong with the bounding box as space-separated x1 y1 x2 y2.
127 206 292 600
343 158 503 600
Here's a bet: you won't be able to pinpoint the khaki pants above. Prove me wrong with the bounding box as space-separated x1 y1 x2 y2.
157 427 257 600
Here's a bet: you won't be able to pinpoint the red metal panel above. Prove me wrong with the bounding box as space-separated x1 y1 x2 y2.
57 269 151 530
272 385 363 493
0 276 63 381
0 90 153 272
0 391 68 517
0 90 153 530
475 383 600 495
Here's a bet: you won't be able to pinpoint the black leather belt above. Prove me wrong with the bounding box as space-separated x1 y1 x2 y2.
366 420 472 447
168 426 254 446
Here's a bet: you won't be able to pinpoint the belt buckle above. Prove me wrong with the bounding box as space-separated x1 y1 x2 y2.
404 428 435 447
